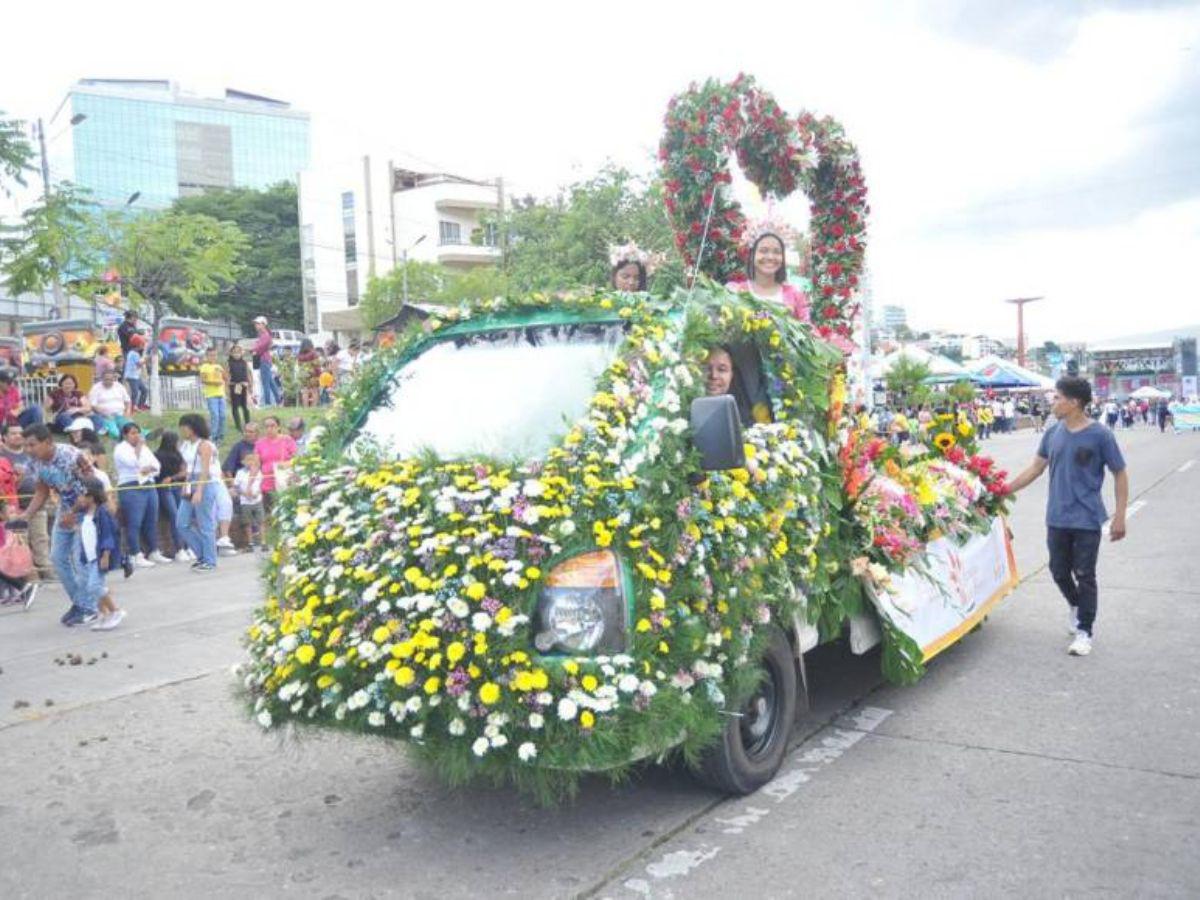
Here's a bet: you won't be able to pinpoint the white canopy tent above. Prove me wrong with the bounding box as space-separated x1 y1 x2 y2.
1129 385 1171 400
874 346 974 384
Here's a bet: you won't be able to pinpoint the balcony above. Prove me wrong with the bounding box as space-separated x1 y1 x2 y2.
434 192 499 214
437 239 501 267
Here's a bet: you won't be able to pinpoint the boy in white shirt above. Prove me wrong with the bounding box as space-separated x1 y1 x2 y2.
234 453 265 550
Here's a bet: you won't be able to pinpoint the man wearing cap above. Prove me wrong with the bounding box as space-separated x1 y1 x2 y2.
253 316 280 407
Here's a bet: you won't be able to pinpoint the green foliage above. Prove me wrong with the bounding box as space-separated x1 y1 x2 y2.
0 112 34 197
885 354 933 407
946 379 977 406
495 165 677 294
360 262 508 328
0 182 100 296
171 182 302 333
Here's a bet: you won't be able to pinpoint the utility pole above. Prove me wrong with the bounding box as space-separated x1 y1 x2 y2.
387 160 398 268
1004 296 1042 368
35 118 67 319
363 155 377 279
495 175 507 265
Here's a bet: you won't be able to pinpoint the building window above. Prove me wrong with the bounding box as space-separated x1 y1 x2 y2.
342 191 359 305
346 266 360 306
439 220 462 245
175 121 234 195
482 222 498 247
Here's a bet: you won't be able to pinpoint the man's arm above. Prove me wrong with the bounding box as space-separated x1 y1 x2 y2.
1109 468 1129 541
1007 455 1048 494
13 482 49 521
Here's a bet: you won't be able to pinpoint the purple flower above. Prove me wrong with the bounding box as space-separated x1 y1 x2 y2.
482 597 503 614
445 667 470 697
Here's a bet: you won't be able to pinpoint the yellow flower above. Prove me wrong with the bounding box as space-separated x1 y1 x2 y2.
394 666 415 687
957 422 973 437
479 682 501 705
581 674 599 692
423 676 441 695
317 674 335 689
319 651 336 667
446 641 466 664
933 433 956 451
372 625 391 644
580 710 595 729
294 645 315 665
465 583 486 601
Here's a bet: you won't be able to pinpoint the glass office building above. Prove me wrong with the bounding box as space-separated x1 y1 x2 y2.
63 79 310 209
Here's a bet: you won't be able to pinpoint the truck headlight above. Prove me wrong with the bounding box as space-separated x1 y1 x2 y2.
533 550 627 654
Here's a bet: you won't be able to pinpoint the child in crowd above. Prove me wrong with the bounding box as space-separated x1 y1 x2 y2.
79 441 118 514
234 452 265 550
77 479 126 631
0 499 37 609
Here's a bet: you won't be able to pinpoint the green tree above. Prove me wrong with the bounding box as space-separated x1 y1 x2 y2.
171 182 302 333
0 112 35 197
495 165 678 294
946 378 977 406
0 182 100 300
885 354 933 408
360 262 510 328
100 210 248 414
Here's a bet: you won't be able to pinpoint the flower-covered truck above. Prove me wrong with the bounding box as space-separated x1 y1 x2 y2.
241 286 1016 801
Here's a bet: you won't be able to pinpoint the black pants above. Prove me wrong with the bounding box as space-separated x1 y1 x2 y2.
230 386 251 431
1047 527 1102 635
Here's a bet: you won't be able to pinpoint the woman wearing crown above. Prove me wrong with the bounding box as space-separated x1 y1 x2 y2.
609 242 652 292
725 222 810 323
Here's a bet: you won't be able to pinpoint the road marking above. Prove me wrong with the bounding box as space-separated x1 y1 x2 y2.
1179 460 1195 473
1103 499 1146 535
619 706 892 897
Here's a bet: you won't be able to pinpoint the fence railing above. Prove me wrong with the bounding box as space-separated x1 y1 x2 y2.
18 375 206 415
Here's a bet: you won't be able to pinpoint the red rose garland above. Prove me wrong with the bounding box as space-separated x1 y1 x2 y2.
660 76 869 341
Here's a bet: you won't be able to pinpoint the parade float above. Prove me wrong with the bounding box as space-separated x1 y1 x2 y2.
240 76 1016 800
155 316 211 376
21 318 120 389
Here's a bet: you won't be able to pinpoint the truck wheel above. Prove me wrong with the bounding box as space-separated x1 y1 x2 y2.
696 624 797 795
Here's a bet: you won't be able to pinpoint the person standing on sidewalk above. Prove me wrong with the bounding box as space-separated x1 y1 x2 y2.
0 423 52 580
12 425 95 625
227 344 253 432
113 422 170 568
1008 376 1129 657
252 317 279 407
177 413 219 572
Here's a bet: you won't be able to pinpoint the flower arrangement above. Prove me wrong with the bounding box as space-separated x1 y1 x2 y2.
659 75 869 343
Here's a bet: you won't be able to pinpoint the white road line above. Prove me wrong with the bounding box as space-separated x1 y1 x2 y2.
619 706 892 897
1103 499 1146 535
1178 460 1196 473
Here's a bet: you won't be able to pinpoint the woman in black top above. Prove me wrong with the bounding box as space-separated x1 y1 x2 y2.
227 344 253 432
154 430 191 561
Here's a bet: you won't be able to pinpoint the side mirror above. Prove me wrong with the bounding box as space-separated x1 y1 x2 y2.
690 395 745 471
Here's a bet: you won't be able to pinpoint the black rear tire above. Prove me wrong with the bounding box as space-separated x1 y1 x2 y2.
696 624 797 795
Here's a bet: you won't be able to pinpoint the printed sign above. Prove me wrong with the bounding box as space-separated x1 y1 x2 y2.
866 517 1019 661
1171 403 1200 431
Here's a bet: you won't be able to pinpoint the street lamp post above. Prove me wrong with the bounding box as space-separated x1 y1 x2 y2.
401 234 427 305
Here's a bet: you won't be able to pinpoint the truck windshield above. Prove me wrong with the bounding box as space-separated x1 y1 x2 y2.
352 322 626 461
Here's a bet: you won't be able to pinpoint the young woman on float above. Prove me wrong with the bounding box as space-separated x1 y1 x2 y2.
609 242 651 292
725 222 810 323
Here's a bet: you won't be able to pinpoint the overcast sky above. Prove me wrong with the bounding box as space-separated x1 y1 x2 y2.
3 0 1197 343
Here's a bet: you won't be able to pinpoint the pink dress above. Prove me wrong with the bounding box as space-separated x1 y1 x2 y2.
725 281 810 323
254 435 297 493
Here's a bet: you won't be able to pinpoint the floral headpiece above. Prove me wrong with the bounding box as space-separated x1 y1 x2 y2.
609 241 654 270
740 217 798 250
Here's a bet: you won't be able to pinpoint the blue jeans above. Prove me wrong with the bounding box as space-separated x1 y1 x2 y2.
126 378 147 408
16 406 43 428
80 559 108 608
259 360 280 406
177 485 217 566
91 413 133 440
50 524 90 612
158 485 184 555
206 396 227 444
119 483 159 556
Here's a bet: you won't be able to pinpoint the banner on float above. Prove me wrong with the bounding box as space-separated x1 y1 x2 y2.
1171 403 1200 430
866 517 1018 661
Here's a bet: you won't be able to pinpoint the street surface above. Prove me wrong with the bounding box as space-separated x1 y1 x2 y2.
1 427 1198 898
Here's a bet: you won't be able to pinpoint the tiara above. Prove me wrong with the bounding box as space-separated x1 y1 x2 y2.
609 241 653 269
740 217 798 250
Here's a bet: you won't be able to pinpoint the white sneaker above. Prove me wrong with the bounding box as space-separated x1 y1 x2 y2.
148 551 173 564
132 553 155 569
96 609 126 631
1068 632 1093 656
1068 606 1079 635
216 536 235 550
177 548 195 562
90 612 111 631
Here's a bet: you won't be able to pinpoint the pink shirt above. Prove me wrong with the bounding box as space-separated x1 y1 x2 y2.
725 281 811 322
254 435 297 492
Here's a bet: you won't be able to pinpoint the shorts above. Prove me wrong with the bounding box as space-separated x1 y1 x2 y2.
240 503 264 530
214 478 233 523
82 559 108 605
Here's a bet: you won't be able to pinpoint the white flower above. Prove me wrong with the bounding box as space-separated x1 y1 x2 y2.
472 737 490 757
490 733 508 749
535 691 553 706
368 711 386 727
405 696 423 713
557 698 578 721
410 724 424 739
472 612 493 632
618 674 640 694
447 598 470 618
449 718 466 736
558 520 576 537
518 742 538 762
523 479 546 497
639 680 658 698
528 712 544 730
256 710 273 728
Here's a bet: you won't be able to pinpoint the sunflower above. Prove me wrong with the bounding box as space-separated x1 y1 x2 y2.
934 433 956 451
957 422 973 437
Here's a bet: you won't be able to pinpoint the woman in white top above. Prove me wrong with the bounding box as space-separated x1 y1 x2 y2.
177 413 219 571
114 422 168 567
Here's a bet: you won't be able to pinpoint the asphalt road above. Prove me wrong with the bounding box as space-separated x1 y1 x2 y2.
1 425 1197 899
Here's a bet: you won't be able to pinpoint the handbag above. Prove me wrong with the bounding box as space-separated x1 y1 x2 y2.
0 531 34 580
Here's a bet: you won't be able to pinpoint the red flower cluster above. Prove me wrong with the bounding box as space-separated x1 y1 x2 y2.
659 76 869 340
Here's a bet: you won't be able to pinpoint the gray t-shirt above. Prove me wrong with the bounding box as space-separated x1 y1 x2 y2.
1037 421 1126 530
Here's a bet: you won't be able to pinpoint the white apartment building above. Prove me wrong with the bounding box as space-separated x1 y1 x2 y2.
299 157 502 340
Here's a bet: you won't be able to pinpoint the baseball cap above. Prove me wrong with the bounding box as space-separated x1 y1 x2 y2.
65 418 93 434
253 315 268 324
